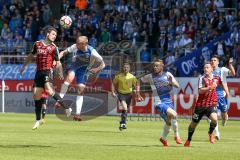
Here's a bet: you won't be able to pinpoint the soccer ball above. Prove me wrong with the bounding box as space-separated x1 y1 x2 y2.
59 15 72 29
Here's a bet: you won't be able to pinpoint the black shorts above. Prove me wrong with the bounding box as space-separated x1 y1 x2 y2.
41 98 48 105
192 106 217 123
117 93 132 108
34 70 53 88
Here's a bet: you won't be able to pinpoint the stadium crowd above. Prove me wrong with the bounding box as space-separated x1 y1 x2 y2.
0 0 239 77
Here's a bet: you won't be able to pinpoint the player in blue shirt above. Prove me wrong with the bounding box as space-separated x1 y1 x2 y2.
210 55 235 140
58 36 105 120
140 59 182 147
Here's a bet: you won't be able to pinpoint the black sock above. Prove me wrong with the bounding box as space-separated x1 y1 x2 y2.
42 108 46 119
187 125 195 141
52 93 68 109
120 110 127 124
209 122 217 134
34 100 42 121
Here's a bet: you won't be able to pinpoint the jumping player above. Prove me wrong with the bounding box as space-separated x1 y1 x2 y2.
184 62 221 147
58 36 105 121
20 26 72 130
140 59 182 147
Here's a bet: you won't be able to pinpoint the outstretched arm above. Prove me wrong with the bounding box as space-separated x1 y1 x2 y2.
55 61 64 79
20 53 34 75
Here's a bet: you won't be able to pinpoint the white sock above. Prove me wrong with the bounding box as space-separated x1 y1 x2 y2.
60 81 70 98
214 122 220 137
76 95 83 115
171 119 179 137
161 123 171 140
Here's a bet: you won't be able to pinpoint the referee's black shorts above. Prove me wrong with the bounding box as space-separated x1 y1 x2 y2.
34 70 53 88
117 92 132 108
192 106 217 123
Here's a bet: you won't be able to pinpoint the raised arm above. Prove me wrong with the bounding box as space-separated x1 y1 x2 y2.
20 42 37 75
89 49 105 73
228 58 236 77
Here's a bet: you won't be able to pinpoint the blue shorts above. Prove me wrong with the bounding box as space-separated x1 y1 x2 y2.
217 97 228 113
156 100 174 121
68 66 88 84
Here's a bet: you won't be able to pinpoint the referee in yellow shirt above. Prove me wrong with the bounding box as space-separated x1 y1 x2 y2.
112 62 142 130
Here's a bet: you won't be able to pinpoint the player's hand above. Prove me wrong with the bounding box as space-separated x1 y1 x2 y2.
168 76 173 86
20 65 26 75
58 74 64 80
225 91 230 99
111 91 117 98
229 57 233 65
89 68 100 74
136 93 144 102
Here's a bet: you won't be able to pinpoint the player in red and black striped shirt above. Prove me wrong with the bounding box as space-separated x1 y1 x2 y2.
20 26 72 130
184 63 221 147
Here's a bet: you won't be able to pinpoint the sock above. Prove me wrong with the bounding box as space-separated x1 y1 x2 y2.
60 81 70 98
209 122 217 134
42 108 46 119
76 95 83 115
120 110 127 124
171 119 179 137
161 124 171 140
187 125 195 141
52 92 68 109
213 122 220 136
34 100 42 121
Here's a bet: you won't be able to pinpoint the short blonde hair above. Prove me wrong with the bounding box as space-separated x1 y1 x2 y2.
77 36 88 43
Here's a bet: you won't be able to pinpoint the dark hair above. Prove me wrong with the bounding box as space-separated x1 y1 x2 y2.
204 61 212 66
211 55 219 61
45 26 57 34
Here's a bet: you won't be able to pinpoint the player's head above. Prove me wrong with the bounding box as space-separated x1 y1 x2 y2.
153 59 164 74
122 62 130 74
46 26 57 42
204 62 213 75
211 55 219 68
76 36 88 51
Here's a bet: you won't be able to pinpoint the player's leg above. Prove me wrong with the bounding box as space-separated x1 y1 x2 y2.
156 103 171 146
41 98 48 123
118 94 132 130
45 82 72 117
165 103 182 144
184 107 204 147
214 97 226 140
32 86 44 130
221 98 229 126
73 67 88 121
207 107 218 144
73 84 85 121
59 70 75 98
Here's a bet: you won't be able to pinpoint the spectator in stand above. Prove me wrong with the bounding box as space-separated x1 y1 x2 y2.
165 51 175 66
37 29 45 40
236 63 240 78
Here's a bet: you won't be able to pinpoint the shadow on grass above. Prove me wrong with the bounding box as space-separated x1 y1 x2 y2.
100 144 186 148
0 144 54 148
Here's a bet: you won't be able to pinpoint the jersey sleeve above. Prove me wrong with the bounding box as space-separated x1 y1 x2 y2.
221 67 230 83
54 47 60 61
66 44 76 53
198 76 205 89
132 75 138 85
90 49 103 61
141 74 151 83
166 72 177 84
112 75 119 85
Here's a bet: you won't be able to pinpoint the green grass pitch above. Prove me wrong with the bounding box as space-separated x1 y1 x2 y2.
0 113 239 160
